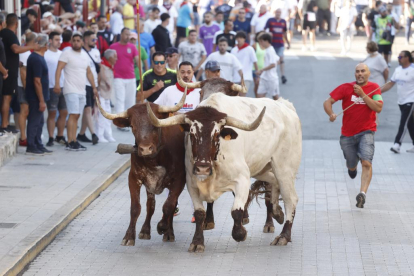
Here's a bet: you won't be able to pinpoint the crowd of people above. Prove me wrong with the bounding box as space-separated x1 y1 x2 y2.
0 0 413 157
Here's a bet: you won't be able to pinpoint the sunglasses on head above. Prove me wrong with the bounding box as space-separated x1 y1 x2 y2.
154 61 165 65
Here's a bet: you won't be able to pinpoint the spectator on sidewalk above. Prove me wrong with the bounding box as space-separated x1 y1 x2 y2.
78 31 100 145
124 0 137 30
337 0 357 55
96 15 113 57
130 32 149 88
175 0 193 47
0 15 7 127
155 61 200 113
96 49 117 143
138 52 177 102
45 31 67 147
145 7 162 34
363 41 389 86
178 30 207 77
54 33 97 151
109 28 140 131
256 33 280 100
299 0 318 51
213 19 236 52
152 13 172 52
405 0 414 45
139 19 156 67
316 0 331 35
197 38 242 82
166 47 179 70
110 5 124 40
0 13 40 134
372 6 396 65
323 63 383 209
199 12 221 56
265 8 290 84
25 34 53 156
233 8 251 42
17 32 37 147
230 31 258 95
381 51 414 154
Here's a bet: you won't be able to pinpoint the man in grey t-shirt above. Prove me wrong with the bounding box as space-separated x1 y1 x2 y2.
178 30 207 75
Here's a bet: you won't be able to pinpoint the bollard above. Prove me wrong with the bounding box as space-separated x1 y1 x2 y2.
116 144 137 155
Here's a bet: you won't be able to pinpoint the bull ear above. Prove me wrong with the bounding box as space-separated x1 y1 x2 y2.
113 118 130 128
220 127 238 140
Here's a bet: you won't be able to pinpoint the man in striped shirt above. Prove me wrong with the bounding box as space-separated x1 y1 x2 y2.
265 9 290 84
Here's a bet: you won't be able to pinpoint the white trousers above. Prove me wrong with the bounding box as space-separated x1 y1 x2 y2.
340 29 354 53
113 78 137 113
95 96 114 140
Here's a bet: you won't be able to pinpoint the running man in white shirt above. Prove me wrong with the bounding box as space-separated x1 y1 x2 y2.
155 61 200 113
381 51 414 153
256 33 281 100
197 37 243 82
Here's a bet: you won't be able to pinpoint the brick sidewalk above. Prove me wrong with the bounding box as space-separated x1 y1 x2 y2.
22 140 414 276
0 127 133 275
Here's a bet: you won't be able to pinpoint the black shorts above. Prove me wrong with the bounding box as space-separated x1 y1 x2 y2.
176 26 187 38
2 76 18 96
85 86 95 108
303 19 316 30
378 44 392 55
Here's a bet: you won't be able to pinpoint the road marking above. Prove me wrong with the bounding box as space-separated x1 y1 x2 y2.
313 51 335 60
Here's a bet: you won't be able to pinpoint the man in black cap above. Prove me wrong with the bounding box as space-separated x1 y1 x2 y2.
165 47 179 70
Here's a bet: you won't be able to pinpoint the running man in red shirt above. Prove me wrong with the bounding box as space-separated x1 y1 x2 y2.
323 63 384 208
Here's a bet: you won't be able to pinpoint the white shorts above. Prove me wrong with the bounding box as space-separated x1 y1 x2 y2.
258 78 280 96
64 93 86 115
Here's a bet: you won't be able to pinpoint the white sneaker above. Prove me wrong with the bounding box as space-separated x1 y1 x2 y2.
106 136 116 143
406 146 414 153
301 45 307 51
97 135 108 143
390 143 401 153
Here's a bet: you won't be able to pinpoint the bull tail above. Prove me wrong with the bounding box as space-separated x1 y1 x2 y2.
246 180 271 209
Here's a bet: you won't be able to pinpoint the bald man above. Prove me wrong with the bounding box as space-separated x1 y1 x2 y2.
323 64 384 208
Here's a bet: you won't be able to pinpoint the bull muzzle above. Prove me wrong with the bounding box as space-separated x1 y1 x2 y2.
193 162 212 177
138 143 156 156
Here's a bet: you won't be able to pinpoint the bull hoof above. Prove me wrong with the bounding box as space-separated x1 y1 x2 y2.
273 205 285 225
188 243 205 253
263 224 275 233
157 221 168 235
270 235 289 246
242 218 250 225
203 222 215 230
163 232 175 242
138 232 151 240
121 239 135 246
232 226 247 242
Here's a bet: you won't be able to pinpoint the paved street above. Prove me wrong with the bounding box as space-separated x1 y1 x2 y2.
19 35 414 276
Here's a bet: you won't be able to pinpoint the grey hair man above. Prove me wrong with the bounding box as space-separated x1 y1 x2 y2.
25 33 52 155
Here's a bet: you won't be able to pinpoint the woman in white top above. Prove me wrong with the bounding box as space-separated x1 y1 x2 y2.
363 41 389 86
337 0 357 55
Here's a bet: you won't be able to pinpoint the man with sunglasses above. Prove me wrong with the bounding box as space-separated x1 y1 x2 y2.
137 52 177 102
165 47 179 70
77 31 101 145
382 51 414 154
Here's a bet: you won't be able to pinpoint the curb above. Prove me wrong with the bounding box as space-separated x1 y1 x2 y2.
3 158 131 276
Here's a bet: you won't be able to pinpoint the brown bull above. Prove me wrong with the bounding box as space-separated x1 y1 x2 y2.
176 76 282 234
96 92 187 245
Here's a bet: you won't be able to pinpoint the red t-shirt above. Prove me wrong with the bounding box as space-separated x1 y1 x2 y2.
330 82 382 137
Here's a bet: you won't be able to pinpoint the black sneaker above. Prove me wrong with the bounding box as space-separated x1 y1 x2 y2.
0 127 19 134
348 169 357 179
38 146 53 155
92 133 99 145
356 193 366 208
281 76 287 84
77 133 92 143
6 125 19 133
76 141 87 151
26 147 44 156
55 136 67 145
46 137 54 147
66 141 79 151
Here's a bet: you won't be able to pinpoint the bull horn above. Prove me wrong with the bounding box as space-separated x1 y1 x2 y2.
231 75 248 94
177 68 202 89
226 107 266 131
96 96 128 120
146 102 186 127
157 86 187 113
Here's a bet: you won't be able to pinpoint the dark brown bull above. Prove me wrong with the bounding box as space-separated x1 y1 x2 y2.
176 76 283 234
96 92 187 245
